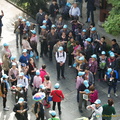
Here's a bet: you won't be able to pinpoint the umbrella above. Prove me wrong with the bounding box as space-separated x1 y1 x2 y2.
33 92 45 101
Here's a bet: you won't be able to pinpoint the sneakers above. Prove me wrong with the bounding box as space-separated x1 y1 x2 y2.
69 65 72 68
108 94 110 98
4 107 9 111
114 93 118 97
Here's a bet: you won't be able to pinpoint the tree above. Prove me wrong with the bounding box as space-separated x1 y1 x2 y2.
102 0 120 36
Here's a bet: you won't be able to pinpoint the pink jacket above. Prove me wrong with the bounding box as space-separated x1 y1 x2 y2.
33 75 42 88
40 68 47 83
89 90 98 103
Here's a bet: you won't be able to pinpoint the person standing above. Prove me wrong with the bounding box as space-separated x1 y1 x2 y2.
55 46 66 80
76 0 83 18
34 100 44 120
17 72 29 101
87 99 103 120
13 97 29 120
50 83 64 115
47 28 58 61
69 2 80 20
49 0 59 23
1 74 10 111
0 10 4 38
102 99 116 120
85 0 95 25
36 9 45 34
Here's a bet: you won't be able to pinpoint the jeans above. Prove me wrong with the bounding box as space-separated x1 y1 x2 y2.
52 101 61 112
108 83 117 94
30 75 35 86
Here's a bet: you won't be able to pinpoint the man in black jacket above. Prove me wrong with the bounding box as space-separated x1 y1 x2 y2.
36 9 45 34
85 0 95 25
34 101 44 120
13 97 29 120
49 0 59 23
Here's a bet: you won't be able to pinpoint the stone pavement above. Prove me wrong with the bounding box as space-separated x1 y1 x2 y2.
0 0 120 120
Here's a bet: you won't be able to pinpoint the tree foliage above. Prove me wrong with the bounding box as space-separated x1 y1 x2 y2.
102 0 120 36
9 0 49 17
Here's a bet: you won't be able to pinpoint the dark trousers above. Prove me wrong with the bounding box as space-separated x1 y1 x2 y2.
87 9 94 24
52 101 61 112
40 41 48 56
3 95 7 108
32 46 39 56
108 83 117 94
0 27 2 37
68 54 74 66
22 87 28 101
4 70 9 75
77 90 79 102
99 69 106 80
49 43 54 59
15 114 28 120
16 32 22 46
56 63 65 78
36 112 44 120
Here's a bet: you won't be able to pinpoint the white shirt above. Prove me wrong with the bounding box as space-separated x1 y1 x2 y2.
17 76 29 89
87 104 103 120
69 6 80 16
55 51 66 63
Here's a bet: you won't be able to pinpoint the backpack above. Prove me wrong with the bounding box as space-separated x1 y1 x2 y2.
57 51 65 57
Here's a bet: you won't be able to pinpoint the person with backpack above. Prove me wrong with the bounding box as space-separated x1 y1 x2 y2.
98 51 107 81
104 68 118 98
17 72 29 101
34 101 44 120
55 46 66 80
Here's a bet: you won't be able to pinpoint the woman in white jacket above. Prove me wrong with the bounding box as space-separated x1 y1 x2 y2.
87 99 103 120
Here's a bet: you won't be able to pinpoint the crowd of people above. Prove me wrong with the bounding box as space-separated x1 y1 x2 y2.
0 0 120 120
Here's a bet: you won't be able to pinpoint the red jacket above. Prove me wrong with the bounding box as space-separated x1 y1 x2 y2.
51 89 64 102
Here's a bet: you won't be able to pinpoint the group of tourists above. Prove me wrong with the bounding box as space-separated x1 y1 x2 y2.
0 0 119 120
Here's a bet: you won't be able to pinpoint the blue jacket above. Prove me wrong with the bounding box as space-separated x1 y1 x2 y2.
19 54 30 65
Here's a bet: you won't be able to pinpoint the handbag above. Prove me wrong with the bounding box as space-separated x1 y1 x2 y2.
48 96 53 102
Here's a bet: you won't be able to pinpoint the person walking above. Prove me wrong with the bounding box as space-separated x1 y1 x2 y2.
30 30 39 59
14 16 23 48
87 99 103 120
69 2 80 20
1 74 10 111
55 46 66 80
13 97 29 120
104 68 118 98
49 0 59 23
50 83 64 115
102 99 116 120
34 101 44 120
85 0 95 25
36 9 45 34
0 10 4 38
